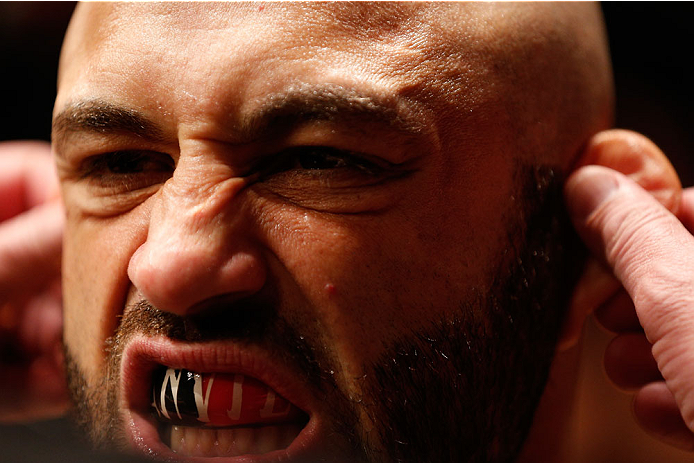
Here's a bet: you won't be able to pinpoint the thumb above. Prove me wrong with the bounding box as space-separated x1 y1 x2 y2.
565 165 694 430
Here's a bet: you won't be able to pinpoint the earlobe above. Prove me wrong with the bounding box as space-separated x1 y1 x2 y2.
556 129 682 351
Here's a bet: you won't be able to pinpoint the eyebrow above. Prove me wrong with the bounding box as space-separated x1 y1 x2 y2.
234 84 427 142
52 85 427 152
52 100 168 153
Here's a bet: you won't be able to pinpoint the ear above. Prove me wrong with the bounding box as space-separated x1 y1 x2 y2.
556 129 682 351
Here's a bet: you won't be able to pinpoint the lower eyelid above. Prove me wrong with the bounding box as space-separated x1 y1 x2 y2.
76 186 163 217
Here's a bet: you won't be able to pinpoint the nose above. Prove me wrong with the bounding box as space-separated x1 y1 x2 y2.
127 164 266 316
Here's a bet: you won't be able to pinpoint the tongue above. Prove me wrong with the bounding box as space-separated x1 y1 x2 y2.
152 368 304 427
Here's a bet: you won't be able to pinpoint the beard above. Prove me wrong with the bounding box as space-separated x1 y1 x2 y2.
65 164 582 463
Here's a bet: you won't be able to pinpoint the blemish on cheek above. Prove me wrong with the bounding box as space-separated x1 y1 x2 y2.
324 283 337 297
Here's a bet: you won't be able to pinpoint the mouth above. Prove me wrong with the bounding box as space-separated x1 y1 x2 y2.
152 367 308 457
120 336 320 462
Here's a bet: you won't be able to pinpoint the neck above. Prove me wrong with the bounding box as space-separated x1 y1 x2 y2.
516 344 582 463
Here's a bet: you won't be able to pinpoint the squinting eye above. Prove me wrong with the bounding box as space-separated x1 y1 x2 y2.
80 150 174 189
251 144 409 213
268 146 381 175
82 150 174 176
297 149 349 170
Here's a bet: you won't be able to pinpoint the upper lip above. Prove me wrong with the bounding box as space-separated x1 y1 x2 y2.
119 335 323 462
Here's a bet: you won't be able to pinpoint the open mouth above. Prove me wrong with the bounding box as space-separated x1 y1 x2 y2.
121 336 322 462
152 367 309 457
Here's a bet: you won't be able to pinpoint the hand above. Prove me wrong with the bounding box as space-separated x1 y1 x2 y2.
566 165 694 450
0 141 69 422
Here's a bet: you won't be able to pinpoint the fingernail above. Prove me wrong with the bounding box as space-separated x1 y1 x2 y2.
566 166 620 221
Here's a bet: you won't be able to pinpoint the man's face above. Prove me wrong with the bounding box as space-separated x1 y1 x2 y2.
53 3 607 462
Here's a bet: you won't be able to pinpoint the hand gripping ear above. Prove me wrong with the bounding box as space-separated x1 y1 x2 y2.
556 129 682 351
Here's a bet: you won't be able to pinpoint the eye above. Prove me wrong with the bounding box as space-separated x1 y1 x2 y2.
80 150 175 190
248 144 411 212
262 146 382 176
296 148 350 170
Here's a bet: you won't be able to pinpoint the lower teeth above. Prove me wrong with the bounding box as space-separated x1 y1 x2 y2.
164 423 303 457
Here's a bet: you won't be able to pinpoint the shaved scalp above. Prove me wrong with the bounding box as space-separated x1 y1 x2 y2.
421 3 613 169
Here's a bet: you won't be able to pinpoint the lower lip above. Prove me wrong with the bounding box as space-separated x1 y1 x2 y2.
119 336 325 462
124 409 319 462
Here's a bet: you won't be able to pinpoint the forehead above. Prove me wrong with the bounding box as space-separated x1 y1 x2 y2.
68 2 491 61
58 3 520 119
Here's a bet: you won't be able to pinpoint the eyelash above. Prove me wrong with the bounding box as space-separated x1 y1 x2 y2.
81 150 174 176
79 150 175 190
257 146 384 178
80 146 383 187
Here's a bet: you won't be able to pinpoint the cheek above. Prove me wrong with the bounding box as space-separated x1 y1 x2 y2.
62 209 149 382
257 163 514 381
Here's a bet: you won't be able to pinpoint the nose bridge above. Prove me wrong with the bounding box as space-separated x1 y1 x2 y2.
127 164 266 315
163 170 248 234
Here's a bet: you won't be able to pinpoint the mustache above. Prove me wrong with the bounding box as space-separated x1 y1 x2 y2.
115 296 276 343
108 297 334 394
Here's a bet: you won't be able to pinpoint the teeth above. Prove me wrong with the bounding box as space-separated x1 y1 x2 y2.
232 427 254 456
279 423 299 448
166 423 303 457
254 425 278 454
217 427 233 455
198 425 216 455
184 426 198 455
170 425 185 450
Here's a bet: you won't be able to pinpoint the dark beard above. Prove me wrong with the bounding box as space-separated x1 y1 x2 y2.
65 164 582 463
362 165 582 463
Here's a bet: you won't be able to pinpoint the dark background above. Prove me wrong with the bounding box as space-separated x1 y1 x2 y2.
602 2 694 186
0 2 692 462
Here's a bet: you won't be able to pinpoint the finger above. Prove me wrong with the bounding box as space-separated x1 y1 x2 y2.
594 289 641 333
565 165 694 429
16 280 63 356
634 382 694 451
677 187 694 234
0 200 63 300
0 141 58 222
604 332 661 390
